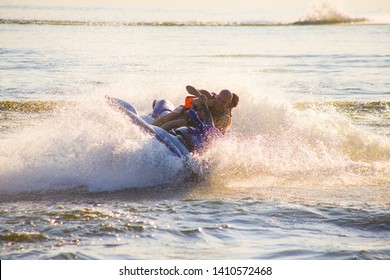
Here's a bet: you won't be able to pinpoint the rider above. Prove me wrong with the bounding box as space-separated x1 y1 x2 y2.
186 85 239 134
152 85 239 134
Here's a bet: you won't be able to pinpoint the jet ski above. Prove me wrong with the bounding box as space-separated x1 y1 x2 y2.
105 96 221 173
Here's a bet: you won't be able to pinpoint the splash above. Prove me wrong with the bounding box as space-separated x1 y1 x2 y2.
0 98 188 193
0 89 389 195
294 2 367 25
200 94 390 191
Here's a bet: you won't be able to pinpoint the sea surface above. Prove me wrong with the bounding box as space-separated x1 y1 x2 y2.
0 2 389 260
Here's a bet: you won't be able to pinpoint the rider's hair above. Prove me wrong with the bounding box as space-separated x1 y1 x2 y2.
231 93 239 108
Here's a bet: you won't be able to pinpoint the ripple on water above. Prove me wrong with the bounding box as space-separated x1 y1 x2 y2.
0 231 49 243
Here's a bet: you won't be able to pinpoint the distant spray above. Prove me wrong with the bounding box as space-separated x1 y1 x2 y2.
294 1 367 24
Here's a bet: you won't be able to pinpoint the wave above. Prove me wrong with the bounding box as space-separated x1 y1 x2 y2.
0 18 371 27
294 101 390 114
293 2 367 25
0 18 275 27
2 100 388 116
0 100 62 113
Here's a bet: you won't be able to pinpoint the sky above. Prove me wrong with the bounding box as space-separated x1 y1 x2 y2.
3 0 388 9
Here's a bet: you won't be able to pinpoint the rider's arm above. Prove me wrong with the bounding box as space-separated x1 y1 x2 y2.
198 90 214 99
186 85 214 99
161 119 186 131
151 106 184 127
198 95 215 127
186 85 202 97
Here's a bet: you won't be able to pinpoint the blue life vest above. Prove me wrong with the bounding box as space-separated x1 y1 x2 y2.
171 109 222 153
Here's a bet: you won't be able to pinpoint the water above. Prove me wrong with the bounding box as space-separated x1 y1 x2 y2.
0 1 389 260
